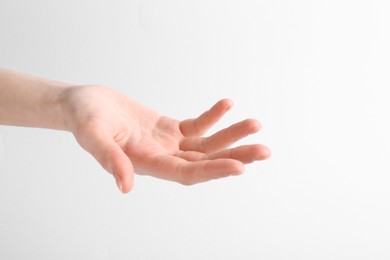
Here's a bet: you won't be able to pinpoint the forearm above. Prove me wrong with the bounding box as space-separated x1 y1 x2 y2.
0 68 70 130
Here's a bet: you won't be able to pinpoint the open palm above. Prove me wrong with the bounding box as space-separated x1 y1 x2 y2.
61 85 270 193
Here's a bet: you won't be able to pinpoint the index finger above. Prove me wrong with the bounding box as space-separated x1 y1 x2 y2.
179 98 233 137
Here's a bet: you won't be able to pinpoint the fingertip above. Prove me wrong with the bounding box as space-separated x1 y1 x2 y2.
263 146 271 159
108 147 135 194
114 171 134 193
230 160 245 176
245 118 262 134
253 144 271 160
219 98 234 111
121 173 134 193
113 163 134 194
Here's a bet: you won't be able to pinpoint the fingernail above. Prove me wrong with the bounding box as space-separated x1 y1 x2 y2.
115 178 123 193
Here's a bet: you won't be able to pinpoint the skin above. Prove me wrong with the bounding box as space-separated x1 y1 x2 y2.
0 68 270 193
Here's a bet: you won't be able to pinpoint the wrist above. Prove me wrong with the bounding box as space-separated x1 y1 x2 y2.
41 82 72 131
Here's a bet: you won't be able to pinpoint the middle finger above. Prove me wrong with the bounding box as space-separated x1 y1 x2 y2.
180 119 261 153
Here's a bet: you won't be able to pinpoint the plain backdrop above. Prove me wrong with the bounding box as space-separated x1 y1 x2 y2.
1 0 390 259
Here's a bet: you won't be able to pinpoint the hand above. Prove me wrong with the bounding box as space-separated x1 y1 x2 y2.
61 85 270 193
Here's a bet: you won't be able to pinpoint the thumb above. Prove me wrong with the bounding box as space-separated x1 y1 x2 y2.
104 143 135 193
76 129 134 193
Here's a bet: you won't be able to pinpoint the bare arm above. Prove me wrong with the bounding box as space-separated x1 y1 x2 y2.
0 68 68 129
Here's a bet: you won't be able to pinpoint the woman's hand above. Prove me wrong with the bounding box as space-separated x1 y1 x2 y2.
61 85 271 193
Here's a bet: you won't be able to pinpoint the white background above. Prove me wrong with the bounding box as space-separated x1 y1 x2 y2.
1 0 390 259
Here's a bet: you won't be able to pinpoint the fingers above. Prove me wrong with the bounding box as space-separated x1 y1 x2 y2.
76 127 134 193
179 98 233 137
175 150 204 162
178 159 244 185
144 155 243 185
175 144 270 163
180 119 262 153
205 144 271 163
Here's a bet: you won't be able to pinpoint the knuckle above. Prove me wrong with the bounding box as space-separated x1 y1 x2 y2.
178 177 196 186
